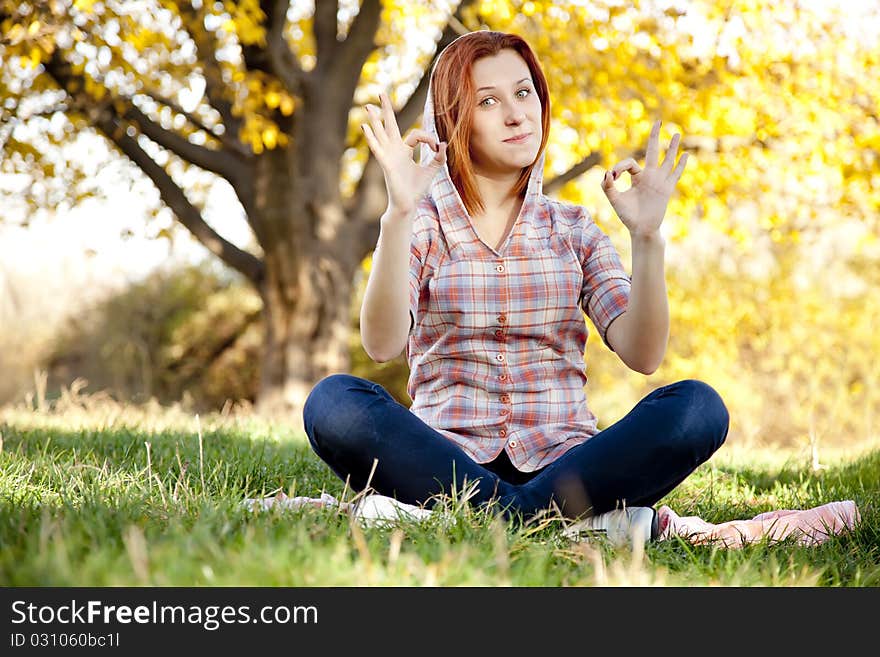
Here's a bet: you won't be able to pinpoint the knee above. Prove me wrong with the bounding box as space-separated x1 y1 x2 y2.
303 373 362 419
671 379 730 455
302 374 378 450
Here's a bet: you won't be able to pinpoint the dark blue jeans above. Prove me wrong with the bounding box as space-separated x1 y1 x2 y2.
303 374 729 520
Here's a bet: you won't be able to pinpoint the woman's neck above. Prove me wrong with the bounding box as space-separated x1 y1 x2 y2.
473 169 522 217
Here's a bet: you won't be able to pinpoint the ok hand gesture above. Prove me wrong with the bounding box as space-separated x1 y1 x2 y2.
601 120 688 237
361 92 448 216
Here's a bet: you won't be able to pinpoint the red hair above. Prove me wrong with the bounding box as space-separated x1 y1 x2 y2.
430 31 551 217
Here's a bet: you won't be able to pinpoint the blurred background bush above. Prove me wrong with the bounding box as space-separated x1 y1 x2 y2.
2 236 875 449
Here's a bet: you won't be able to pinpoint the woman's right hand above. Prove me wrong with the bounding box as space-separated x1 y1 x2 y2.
361 91 447 216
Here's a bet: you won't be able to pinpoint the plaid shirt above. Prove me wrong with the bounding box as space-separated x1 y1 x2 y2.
405 164 631 472
400 55 631 472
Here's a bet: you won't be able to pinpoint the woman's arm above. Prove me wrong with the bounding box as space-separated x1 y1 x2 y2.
605 230 669 374
359 91 446 363
360 206 417 362
601 119 687 374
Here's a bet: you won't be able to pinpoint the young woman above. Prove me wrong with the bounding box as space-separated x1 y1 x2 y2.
303 31 729 540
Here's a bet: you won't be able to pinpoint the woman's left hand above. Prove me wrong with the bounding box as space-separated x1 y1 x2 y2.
601 120 688 237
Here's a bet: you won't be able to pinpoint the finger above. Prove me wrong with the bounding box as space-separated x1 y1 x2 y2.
669 151 689 184
645 119 661 168
361 123 385 164
403 129 439 151
365 104 388 146
660 133 680 173
379 92 402 141
601 169 619 201
610 158 642 180
432 142 447 167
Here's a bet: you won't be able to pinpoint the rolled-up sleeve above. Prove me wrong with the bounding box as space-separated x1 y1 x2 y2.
578 212 631 351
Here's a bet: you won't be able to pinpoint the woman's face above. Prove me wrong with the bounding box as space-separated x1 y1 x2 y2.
468 49 543 178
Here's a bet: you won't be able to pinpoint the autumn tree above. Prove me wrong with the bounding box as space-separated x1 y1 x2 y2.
2 0 877 433
2 0 612 417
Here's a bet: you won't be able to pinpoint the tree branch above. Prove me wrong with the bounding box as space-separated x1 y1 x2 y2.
266 0 306 97
178 6 244 147
140 88 249 157
122 101 246 182
543 152 601 195
43 50 247 183
324 0 380 81
295 0 381 210
314 0 339 67
94 112 264 286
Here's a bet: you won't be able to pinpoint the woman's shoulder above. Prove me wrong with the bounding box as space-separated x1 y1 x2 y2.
539 195 594 235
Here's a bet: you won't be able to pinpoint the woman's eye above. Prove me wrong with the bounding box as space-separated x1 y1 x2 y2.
479 89 530 107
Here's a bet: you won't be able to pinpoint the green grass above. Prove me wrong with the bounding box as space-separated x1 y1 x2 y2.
1 400 878 586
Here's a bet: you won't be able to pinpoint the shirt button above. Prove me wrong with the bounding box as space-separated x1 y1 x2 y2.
495 264 505 273
509 440 518 448
497 314 507 324
500 394 510 403
499 374 507 381
494 329 504 339
496 354 505 363
500 408 510 416
500 429 507 437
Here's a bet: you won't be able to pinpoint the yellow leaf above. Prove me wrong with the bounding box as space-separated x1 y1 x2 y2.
279 96 294 116
262 127 277 149
627 99 645 120
37 36 56 55
264 91 280 109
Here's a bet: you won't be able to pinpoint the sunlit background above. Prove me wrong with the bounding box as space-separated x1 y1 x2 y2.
1 0 878 451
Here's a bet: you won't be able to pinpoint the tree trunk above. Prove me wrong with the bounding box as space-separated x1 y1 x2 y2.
257 245 357 425
250 144 360 426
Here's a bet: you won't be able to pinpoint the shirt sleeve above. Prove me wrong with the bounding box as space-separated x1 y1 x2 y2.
578 211 631 351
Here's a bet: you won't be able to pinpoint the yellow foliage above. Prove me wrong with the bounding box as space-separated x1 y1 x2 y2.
262 126 277 150
278 95 294 116
264 91 280 109
3 0 879 447
222 0 267 47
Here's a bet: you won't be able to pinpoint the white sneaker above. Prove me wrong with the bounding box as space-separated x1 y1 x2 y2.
242 492 346 512
562 507 659 548
352 494 434 528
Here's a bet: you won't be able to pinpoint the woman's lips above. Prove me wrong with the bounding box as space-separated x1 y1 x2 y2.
504 133 531 144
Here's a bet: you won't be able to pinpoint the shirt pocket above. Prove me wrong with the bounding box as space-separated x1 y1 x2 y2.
428 257 501 334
